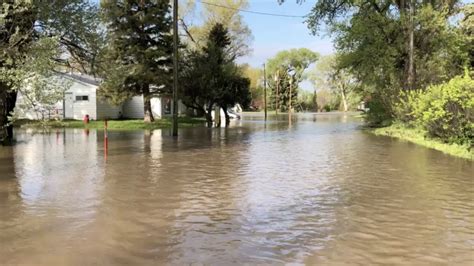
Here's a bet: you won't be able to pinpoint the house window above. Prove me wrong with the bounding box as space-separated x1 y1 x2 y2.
75 95 89 101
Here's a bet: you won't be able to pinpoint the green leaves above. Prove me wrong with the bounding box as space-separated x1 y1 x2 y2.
98 0 174 104
180 23 250 118
1 0 102 140
298 0 470 125
397 75 474 145
182 0 252 59
267 48 319 76
4 36 71 121
265 48 319 111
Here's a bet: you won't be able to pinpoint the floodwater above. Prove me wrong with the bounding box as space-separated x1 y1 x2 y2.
0 113 473 265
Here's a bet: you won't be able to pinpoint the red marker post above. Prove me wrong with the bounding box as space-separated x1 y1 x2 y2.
83 114 90 124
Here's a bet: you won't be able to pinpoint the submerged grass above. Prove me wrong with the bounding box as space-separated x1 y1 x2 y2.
14 117 206 130
371 123 473 160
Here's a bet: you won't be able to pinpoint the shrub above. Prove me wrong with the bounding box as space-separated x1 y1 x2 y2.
414 75 474 145
394 90 423 124
365 94 393 127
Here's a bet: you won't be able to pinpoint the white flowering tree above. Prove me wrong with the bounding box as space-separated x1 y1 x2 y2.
6 37 72 121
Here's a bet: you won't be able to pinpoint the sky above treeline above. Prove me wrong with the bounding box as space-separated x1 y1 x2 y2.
194 0 335 91
91 0 334 67
90 0 333 90
232 0 334 67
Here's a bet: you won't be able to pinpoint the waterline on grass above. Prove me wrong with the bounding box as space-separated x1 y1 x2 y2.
370 124 472 160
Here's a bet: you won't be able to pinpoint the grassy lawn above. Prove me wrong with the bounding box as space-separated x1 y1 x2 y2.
371 123 473 160
14 117 206 130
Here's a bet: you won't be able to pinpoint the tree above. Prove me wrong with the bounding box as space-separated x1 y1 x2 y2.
282 0 470 123
284 0 463 85
1 1 34 143
180 23 250 127
315 89 339 112
460 4 473 73
266 48 319 112
0 0 101 144
308 54 358 111
12 38 72 121
242 65 264 110
180 0 252 59
297 90 317 112
216 66 251 125
99 0 173 123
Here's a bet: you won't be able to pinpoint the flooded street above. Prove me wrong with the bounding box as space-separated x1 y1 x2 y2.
0 113 473 265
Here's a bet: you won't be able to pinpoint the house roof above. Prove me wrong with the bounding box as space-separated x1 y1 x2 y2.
62 72 101 86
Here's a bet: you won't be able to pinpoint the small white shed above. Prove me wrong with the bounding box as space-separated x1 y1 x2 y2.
61 74 123 120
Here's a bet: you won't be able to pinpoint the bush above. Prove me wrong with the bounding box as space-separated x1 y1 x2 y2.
414 75 474 145
365 94 393 127
394 90 423 124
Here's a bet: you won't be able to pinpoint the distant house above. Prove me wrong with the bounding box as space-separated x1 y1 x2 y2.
16 73 185 120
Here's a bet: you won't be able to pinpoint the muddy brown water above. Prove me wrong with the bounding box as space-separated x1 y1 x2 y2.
0 113 473 265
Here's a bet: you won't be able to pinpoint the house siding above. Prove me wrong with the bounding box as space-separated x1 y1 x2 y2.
122 96 162 119
122 96 144 119
67 81 97 120
96 99 122 120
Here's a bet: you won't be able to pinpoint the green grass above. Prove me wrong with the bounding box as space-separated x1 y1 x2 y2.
370 123 473 160
14 117 206 130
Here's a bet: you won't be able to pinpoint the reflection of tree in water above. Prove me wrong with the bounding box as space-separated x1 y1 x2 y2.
84 128 254 264
81 130 168 264
308 132 474 265
2 118 472 264
163 127 254 264
0 148 23 260
0 131 106 264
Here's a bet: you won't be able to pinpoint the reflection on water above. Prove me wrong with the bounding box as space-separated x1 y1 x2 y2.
0 113 473 265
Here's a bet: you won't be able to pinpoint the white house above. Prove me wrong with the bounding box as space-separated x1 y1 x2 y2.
16 73 185 120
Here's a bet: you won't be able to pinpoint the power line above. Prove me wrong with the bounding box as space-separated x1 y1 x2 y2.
198 1 306 18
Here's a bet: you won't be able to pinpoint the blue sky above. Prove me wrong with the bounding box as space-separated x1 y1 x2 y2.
231 0 334 67
192 0 335 91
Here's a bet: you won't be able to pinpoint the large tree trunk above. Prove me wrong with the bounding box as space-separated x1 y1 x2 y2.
222 107 230 127
143 97 154 123
400 0 415 90
205 102 214 128
407 0 415 90
341 89 348 112
0 88 18 145
143 85 154 123
214 106 221 128
313 90 318 112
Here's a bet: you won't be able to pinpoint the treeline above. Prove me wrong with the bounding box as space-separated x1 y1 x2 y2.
99 1 251 126
0 0 253 143
244 52 363 113
180 24 251 127
283 0 473 146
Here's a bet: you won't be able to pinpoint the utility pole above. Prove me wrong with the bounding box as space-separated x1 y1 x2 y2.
288 75 293 121
172 0 179 136
274 70 279 115
263 63 267 121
